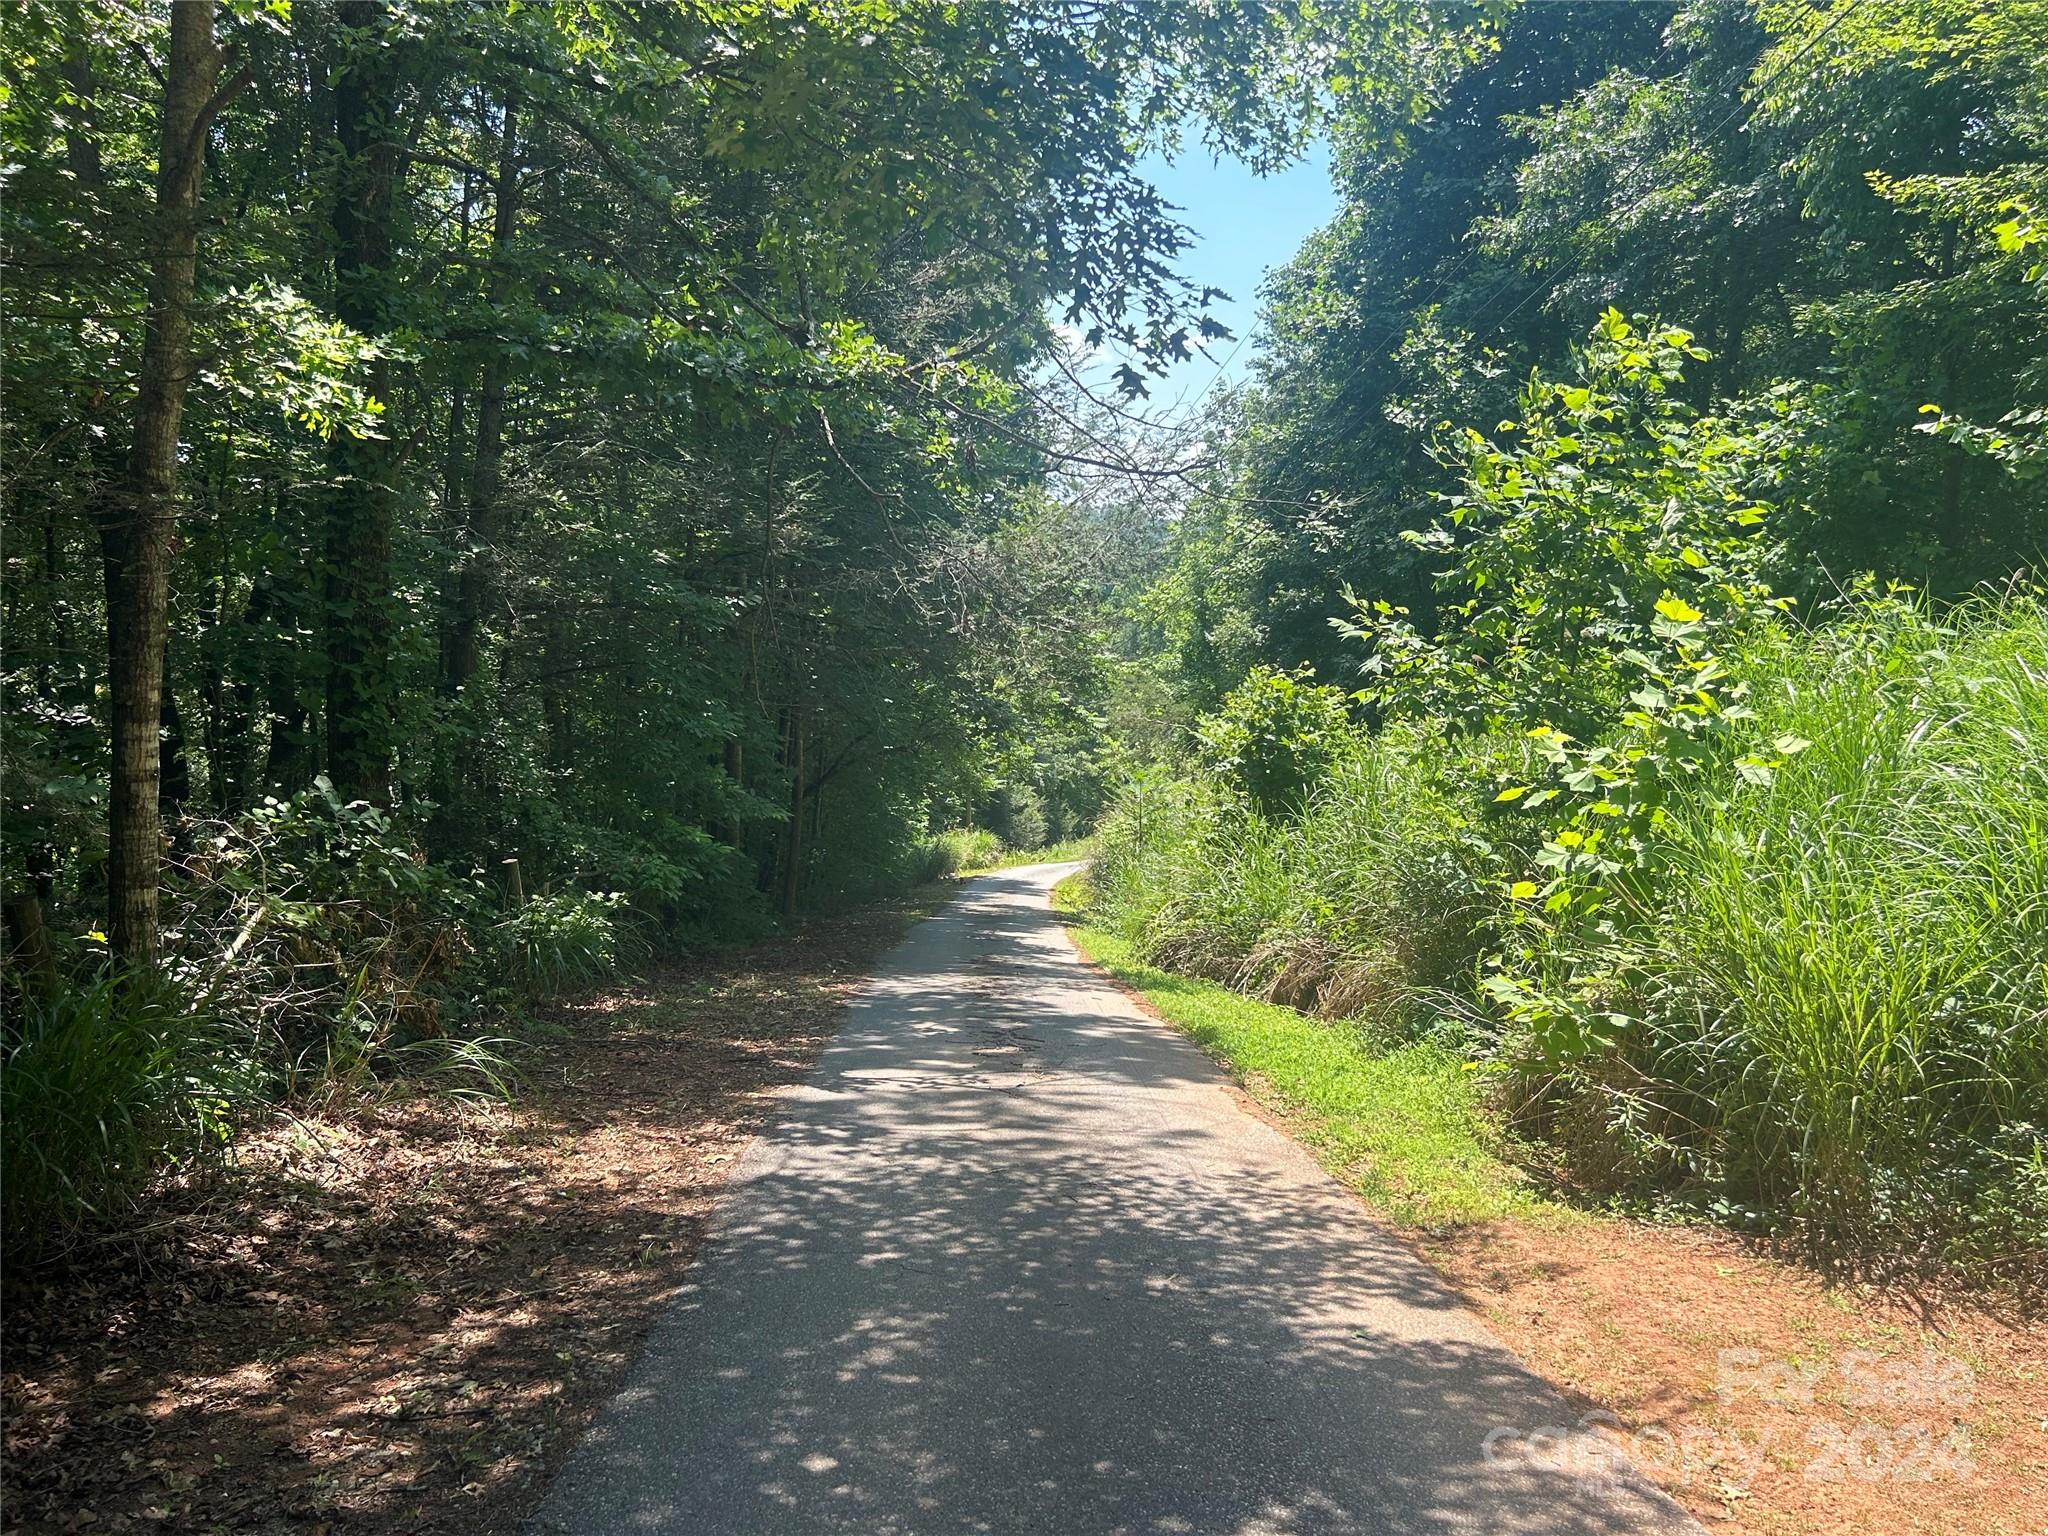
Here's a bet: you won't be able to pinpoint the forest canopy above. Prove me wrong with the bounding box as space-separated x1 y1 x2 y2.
4 0 1476 1251
3 0 1393 965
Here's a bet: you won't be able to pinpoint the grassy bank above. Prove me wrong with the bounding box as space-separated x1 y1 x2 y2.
1086 596 2048 1273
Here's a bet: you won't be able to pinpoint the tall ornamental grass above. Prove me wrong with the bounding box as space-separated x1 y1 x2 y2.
1093 319 2045 1266
1605 601 2048 1252
1092 723 1497 1033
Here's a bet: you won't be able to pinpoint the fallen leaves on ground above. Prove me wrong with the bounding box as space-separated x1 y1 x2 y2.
1428 1219 2047 1536
2 893 942 1535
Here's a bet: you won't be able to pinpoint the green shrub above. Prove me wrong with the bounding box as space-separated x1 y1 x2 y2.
1531 600 2048 1253
1197 666 1357 819
2 976 257 1260
1344 310 1783 743
922 826 1004 876
172 781 507 1072
1101 313 2047 1269
495 889 634 997
984 784 1049 851
161 780 633 1101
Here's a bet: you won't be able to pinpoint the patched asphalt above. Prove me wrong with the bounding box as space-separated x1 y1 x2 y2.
532 863 1698 1535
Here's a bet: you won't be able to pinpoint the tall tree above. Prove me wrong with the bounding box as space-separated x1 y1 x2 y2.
440 89 520 701
6 0 1389 967
99 1 247 965
323 0 404 802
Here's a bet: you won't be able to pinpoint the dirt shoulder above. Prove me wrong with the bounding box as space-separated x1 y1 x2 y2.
1 889 946 1535
1428 1219 2045 1536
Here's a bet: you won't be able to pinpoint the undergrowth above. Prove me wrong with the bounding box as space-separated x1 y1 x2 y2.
1 779 633 1263
1093 600 2048 1273
1089 317 2048 1277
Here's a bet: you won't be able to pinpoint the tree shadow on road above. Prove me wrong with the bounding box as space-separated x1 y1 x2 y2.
538 870 1690 1535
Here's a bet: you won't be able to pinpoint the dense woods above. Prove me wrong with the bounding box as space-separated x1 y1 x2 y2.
1151 0 2047 692
8 0 1278 955
4 0 2045 1276
1 0 1351 1250
1088 0 2048 1269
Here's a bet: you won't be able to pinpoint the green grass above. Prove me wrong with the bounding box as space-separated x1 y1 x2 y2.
2 974 260 1260
975 836 1095 872
1059 877 1544 1231
1605 599 2048 1249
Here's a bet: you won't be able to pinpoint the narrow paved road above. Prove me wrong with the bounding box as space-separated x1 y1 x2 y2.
535 866 1696 1535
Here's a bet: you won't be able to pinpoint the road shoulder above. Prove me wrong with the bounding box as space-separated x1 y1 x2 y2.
1060 895 2046 1536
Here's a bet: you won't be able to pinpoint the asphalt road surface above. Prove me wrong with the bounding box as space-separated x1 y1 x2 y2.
533 864 1698 1536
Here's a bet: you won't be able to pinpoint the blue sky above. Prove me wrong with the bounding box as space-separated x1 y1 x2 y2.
1118 136 1337 414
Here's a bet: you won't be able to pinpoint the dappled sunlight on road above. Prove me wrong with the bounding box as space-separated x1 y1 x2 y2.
537 866 1694 1535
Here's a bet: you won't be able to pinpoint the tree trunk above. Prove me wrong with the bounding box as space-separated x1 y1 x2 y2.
254 529 319 795
4 895 60 1006
60 43 105 188
781 713 805 917
263 690 315 795
542 606 576 771
159 678 192 824
200 560 260 814
722 736 745 847
97 4 241 967
324 0 401 802
438 372 468 674
442 91 521 697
